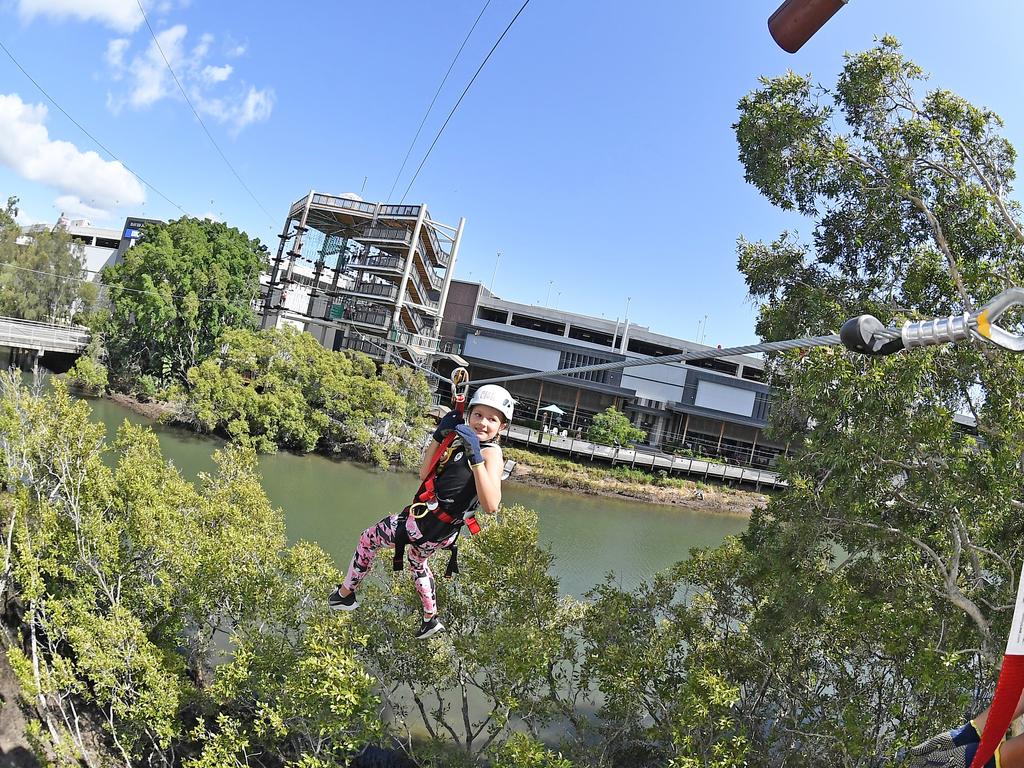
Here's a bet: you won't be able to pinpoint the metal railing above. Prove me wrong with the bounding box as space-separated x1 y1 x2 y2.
0 316 90 353
350 254 404 272
347 281 398 301
338 335 381 356
344 307 391 330
389 328 441 352
361 226 412 245
312 194 378 215
407 268 439 311
502 424 784 489
378 204 421 218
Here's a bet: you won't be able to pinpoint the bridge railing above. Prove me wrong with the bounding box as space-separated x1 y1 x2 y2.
0 316 90 353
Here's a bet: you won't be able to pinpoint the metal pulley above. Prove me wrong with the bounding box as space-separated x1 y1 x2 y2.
840 288 1024 356
450 367 470 412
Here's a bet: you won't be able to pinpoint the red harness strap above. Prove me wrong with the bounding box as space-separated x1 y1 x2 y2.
414 392 466 506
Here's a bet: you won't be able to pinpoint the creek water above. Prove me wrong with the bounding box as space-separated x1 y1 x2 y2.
83 393 748 597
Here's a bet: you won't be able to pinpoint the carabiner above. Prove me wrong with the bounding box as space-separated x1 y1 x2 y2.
450 367 470 410
901 287 1024 352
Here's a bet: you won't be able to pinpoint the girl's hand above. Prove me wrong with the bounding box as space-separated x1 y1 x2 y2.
453 424 483 465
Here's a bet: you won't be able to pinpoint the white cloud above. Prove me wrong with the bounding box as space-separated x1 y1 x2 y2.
0 94 146 210
105 38 130 74
201 64 233 84
107 28 274 132
233 86 274 132
17 0 143 33
128 24 188 108
55 195 111 221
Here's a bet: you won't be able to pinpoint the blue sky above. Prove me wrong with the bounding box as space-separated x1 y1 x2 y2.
1 1 1023 347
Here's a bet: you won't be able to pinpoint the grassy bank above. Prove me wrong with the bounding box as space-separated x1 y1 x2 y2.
503 445 767 515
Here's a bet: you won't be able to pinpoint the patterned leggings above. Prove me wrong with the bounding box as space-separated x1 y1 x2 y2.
342 512 459 616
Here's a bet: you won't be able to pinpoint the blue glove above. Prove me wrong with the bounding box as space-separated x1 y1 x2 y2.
432 410 464 442
454 424 484 466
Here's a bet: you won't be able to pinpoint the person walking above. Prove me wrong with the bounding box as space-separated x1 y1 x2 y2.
328 385 514 639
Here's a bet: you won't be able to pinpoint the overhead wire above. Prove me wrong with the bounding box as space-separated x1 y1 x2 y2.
386 0 494 202
0 38 190 217
400 0 532 203
135 0 275 225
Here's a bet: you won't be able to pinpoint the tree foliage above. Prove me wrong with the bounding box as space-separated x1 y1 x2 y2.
0 221 95 323
586 406 647 446
0 195 18 237
714 35 1024 762
101 217 266 385
182 326 432 466
0 374 382 767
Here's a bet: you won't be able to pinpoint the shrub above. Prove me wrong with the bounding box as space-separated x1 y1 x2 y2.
65 355 108 395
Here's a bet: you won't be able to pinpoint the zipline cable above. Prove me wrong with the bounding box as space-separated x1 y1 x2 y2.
135 0 275 225
400 0 532 203
386 0 494 202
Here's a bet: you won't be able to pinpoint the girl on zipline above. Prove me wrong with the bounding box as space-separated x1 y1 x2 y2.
328 384 514 639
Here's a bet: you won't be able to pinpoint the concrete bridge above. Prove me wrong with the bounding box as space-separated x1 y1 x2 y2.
0 316 90 373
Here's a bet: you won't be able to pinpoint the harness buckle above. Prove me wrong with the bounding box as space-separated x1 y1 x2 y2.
410 502 430 519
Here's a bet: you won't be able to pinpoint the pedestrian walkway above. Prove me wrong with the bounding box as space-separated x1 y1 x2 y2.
504 424 784 490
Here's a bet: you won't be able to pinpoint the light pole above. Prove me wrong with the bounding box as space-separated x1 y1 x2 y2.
490 251 501 293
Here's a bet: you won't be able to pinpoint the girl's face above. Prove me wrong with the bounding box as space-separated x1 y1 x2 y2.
467 404 505 442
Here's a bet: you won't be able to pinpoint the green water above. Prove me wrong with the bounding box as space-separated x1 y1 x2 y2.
85 394 747 597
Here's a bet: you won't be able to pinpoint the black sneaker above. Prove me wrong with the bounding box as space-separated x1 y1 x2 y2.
328 586 359 612
414 616 444 640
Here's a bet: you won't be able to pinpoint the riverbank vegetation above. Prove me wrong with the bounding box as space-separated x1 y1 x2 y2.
0 374 936 768
63 216 431 469
503 445 765 513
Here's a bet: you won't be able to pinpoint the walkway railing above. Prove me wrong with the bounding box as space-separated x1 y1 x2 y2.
502 423 783 490
0 316 90 354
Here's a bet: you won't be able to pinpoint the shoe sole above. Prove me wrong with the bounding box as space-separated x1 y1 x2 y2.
328 593 359 612
416 622 445 640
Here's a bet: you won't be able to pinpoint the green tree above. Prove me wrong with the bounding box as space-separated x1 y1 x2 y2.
0 226 91 323
65 354 109 395
348 504 581 760
586 406 646 446
101 217 266 385
183 326 432 465
708 35 1024 762
0 374 382 766
0 195 18 236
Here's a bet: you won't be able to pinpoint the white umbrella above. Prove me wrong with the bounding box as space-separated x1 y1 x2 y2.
538 404 566 415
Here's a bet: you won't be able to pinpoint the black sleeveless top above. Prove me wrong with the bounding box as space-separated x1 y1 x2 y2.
414 440 498 542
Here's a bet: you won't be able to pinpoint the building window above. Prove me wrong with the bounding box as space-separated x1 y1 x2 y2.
558 351 610 383
627 339 681 357
742 366 766 382
478 306 508 323
689 357 739 376
510 314 566 336
567 326 614 347
95 237 120 248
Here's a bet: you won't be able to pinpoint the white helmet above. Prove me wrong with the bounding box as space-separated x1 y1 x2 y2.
468 384 515 422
